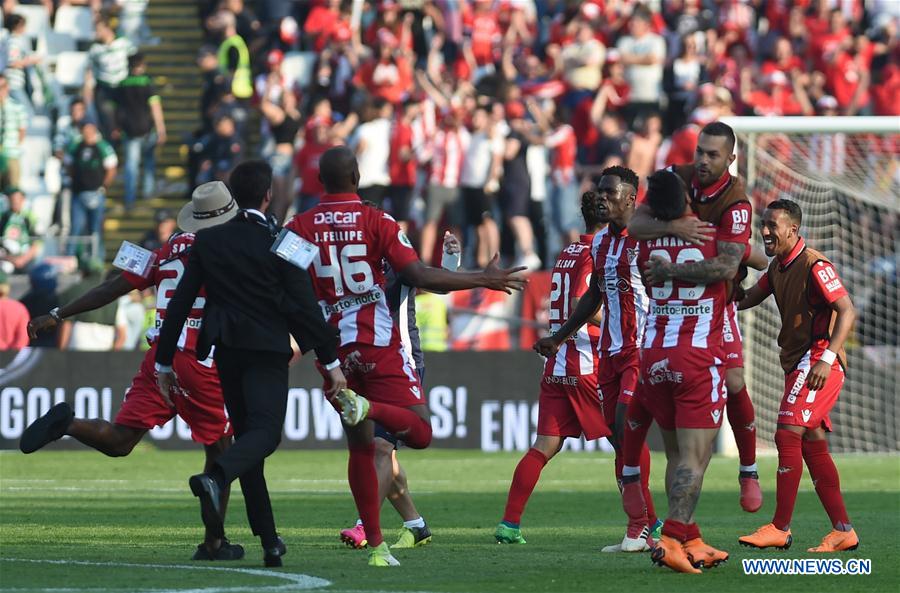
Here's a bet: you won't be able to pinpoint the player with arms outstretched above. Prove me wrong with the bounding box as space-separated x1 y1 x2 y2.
738 199 858 553
286 146 526 567
534 166 660 552
21 182 244 561
494 188 609 544
636 170 731 573
629 121 765 512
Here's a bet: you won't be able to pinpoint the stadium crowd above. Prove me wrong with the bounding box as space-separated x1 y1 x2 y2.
0 0 898 352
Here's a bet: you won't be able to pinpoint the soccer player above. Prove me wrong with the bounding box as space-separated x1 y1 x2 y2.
286 146 526 567
340 231 461 551
495 188 609 545
21 182 244 561
637 169 731 573
738 199 858 553
533 166 659 552
628 121 764 512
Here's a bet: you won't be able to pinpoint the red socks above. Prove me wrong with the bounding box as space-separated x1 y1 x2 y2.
727 386 757 467
348 443 382 547
802 439 850 529
502 448 548 525
366 402 433 449
623 399 653 467
640 446 657 525
662 519 687 542
772 428 803 531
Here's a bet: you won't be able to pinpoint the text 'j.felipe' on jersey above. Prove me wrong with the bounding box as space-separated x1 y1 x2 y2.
638 231 727 351
545 234 601 378
285 193 420 348
122 233 206 354
591 226 648 356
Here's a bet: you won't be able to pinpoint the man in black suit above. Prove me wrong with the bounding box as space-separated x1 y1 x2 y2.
155 161 344 567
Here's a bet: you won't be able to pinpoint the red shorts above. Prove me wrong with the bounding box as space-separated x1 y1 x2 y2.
324 342 423 408
537 375 610 441
597 349 640 426
637 347 727 431
115 344 232 445
722 302 744 370
778 353 844 432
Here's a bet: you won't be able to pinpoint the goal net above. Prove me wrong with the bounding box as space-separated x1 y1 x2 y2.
723 116 899 453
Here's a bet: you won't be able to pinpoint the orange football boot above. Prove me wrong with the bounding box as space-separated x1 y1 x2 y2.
807 528 859 552
738 523 792 550
683 538 729 568
650 535 701 574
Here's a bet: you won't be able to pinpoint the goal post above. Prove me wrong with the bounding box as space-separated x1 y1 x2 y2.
720 116 899 454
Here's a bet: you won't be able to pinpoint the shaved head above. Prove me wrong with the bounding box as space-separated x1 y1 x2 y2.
318 146 359 193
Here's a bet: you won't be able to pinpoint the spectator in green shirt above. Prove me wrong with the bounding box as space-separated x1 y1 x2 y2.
66 121 118 258
0 188 41 274
0 74 27 189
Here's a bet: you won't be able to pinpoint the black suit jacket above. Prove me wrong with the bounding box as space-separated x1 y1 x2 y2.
156 213 338 366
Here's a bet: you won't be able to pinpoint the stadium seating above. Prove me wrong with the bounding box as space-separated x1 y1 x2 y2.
52 51 88 89
38 32 77 64
53 5 94 42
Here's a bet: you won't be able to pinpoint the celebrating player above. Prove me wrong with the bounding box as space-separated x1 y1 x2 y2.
738 199 858 553
629 121 765 512
637 169 731 573
494 188 609 545
21 182 244 561
286 146 526 567
533 166 659 552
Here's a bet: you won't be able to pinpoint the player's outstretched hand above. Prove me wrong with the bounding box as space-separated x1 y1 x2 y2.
670 216 715 246
806 360 832 391
324 366 347 399
156 371 178 408
483 254 528 294
27 315 58 340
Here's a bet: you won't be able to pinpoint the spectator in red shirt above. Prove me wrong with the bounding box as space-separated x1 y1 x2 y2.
303 0 345 52
742 70 809 117
809 8 851 72
463 0 502 68
388 99 421 230
353 30 413 105
825 37 871 115
0 270 29 350
761 37 804 78
294 118 334 212
871 61 900 116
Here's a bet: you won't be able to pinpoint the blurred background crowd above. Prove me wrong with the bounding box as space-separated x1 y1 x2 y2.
0 0 897 353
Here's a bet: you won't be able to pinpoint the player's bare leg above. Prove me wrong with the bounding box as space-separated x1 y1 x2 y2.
651 427 727 573
725 367 762 512
496 435 564 544
66 419 146 457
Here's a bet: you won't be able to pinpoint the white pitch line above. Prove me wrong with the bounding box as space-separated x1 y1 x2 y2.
0 558 331 593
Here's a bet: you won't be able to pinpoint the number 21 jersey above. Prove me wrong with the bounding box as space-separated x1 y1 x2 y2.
286 193 420 347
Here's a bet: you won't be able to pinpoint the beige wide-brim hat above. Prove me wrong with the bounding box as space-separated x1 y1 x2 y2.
178 181 238 233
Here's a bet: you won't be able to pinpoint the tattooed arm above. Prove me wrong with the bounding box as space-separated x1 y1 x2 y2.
644 240 745 285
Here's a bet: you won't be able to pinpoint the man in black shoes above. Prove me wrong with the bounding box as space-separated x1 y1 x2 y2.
156 161 345 567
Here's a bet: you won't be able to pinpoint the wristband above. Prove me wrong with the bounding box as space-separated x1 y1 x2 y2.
323 359 341 371
820 349 837 366
49 307 62 322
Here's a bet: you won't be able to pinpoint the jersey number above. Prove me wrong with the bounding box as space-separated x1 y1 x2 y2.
313 244 374 297
648 248 706 300
549 272 571 323
156 259 206 311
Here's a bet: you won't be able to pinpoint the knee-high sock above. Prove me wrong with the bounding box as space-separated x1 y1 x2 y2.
623 399 653 467
802 439 850 529
727 386 757 467
772 429 803 531
639 445 657 525
348 443 383 547
502 448 548 525
366 402 432 448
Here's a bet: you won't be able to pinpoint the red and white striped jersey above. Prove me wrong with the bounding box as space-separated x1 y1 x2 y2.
638 232 726 351
591 227 648 356
544 234 601 378
122 233 207 355
428 125 467 187
285 193 420 348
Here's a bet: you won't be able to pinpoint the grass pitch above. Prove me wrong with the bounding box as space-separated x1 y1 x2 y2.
1 447 897 593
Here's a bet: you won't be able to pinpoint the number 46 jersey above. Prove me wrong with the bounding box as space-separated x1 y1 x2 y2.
286 193 420 347
637 226 727 352
544 234 602 378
